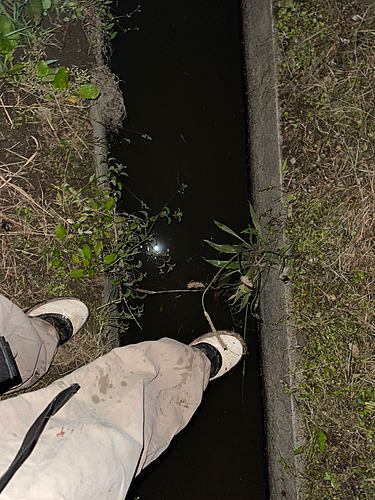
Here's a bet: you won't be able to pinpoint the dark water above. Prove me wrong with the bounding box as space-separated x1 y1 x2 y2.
110 0 267 498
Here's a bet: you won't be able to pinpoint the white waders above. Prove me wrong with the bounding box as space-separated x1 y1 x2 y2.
0 294 211 499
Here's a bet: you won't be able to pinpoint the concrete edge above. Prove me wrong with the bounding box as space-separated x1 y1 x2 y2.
83 16 121 350
90 103 120 349
241 1 304 498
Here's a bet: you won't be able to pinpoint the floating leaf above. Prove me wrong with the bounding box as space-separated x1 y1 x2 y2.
53 67 69 89
77 84 100 100
55 223 66 239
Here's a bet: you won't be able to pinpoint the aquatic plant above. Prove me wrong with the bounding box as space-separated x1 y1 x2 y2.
202 201 287 323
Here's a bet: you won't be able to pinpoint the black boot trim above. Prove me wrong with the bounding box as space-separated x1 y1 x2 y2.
36 314 74 346
194 342 222 378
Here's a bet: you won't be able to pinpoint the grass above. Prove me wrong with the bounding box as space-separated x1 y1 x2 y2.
275 0 375 498
0 0 168 389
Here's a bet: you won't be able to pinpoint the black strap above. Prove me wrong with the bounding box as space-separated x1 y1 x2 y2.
0 337 21 395
0 383 80 493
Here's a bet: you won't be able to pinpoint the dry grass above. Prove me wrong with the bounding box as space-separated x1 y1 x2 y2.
276 0 375 498
0 42 108 388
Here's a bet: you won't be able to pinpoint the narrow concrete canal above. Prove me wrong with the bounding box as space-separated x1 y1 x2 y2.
110 1 268 498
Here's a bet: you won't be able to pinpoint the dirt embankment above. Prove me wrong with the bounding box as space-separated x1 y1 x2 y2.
0 3 124 388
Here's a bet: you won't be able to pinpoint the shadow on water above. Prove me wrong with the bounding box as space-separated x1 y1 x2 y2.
109 0 268 498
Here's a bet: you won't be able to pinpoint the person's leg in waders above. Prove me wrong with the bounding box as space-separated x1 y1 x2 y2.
0 296 245 500
0 294 88 395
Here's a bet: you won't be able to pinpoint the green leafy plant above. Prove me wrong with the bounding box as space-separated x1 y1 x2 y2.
203 202 288 320
48 165 185 325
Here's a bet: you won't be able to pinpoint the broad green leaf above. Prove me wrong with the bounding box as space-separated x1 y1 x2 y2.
37 60 50 77
42 0 51 9
88 269 95 277
53 67 69 89
83 258 89 268
72 254 80 264
82 244 92 261
104 197 114 210
9 63 25 75
24 0 43 25
0 34 13 55
104 253 118 265
0 16 14 37
0 16 18 55
0 15 18 44
70 269 85 279
55 223 66 239
95 240 103 256
78 84 100 100
204 239 239 254
294 445 304 456
52 258 61 268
